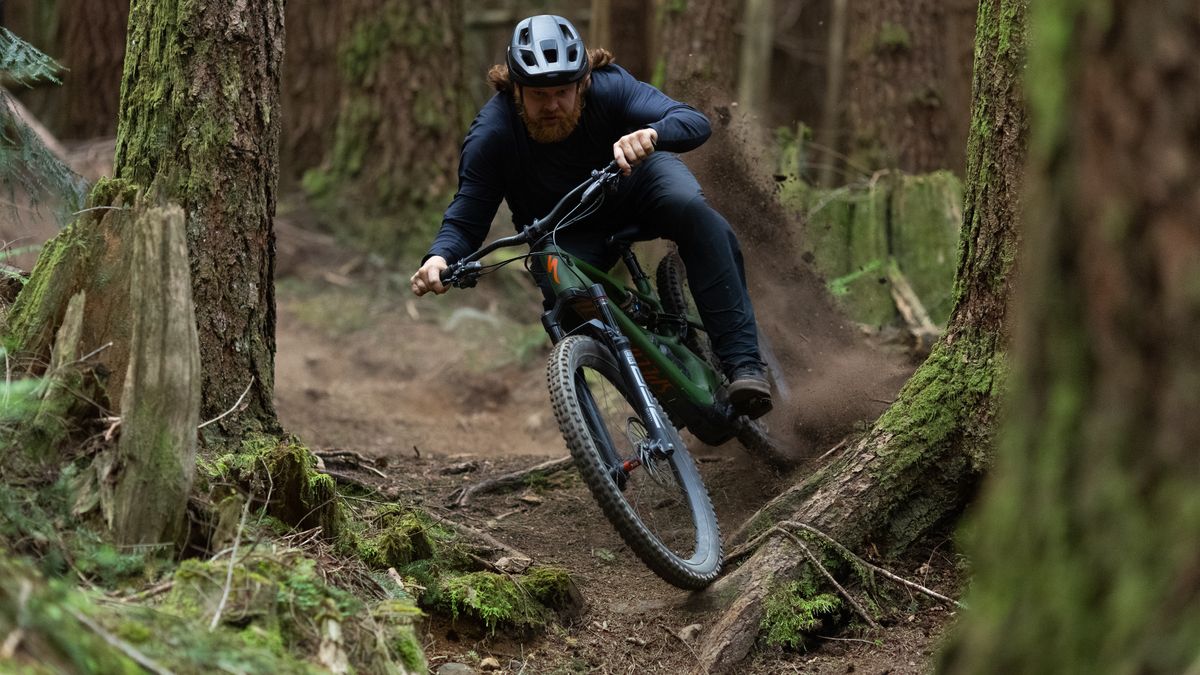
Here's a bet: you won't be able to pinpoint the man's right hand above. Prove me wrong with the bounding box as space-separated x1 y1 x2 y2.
411 256 449 296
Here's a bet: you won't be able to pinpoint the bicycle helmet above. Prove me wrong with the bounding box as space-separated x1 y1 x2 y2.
506 15 589 88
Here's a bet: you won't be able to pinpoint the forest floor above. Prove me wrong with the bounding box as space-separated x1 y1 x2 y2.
271 214 961 674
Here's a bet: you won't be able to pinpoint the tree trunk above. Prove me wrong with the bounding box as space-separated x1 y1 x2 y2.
696 0 1028 670
657 0 737 105
302 0 465 256
106 205 201 546
736 0 773 121
836 0 974 177
51 0 128 139
593 0 650 81
114 0 284 434
939 1 1200 671
279 0 345 183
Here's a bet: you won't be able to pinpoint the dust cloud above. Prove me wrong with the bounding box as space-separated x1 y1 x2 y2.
682 100 916 461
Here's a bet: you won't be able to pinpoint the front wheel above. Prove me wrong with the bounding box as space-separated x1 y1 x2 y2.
547 335 722 589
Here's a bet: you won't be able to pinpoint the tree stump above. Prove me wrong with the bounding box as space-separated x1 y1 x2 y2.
105 205 201 547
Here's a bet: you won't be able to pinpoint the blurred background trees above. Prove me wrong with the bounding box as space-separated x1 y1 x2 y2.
2 0 979 325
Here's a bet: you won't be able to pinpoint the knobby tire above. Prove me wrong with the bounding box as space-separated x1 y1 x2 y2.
547 335 722 589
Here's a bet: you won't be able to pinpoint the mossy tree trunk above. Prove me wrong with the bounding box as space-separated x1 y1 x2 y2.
114 0 284 435
939 1 1200 671
696 1 1028 670
838 0 972 176
303 0 465 256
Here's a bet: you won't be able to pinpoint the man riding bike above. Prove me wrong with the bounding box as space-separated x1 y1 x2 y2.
410 14 772 418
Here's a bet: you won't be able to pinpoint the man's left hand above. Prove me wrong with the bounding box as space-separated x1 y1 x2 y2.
613 128 658 176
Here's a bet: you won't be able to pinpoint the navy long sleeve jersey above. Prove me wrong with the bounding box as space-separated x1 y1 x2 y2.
426 64 712 264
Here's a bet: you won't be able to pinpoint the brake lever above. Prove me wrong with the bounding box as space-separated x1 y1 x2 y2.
439 261 483 289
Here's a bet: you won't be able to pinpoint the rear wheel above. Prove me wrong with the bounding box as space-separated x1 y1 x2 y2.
656 249 719 370
547 335 722 589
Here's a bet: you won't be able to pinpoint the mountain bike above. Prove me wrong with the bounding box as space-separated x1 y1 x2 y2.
440 161 778 589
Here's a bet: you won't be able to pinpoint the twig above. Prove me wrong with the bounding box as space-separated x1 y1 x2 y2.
816 634 880 646
119 580 174 602
67 606 174 675
198 378 254 430
0 580 31 659
449 456 574 507
423 510 530 561
209 495 251 631
779 528 880 629
726 520 963 609
72 205 131 215
818 437 850 461
319 468 378 491
782 521 964 609
70 341 114 367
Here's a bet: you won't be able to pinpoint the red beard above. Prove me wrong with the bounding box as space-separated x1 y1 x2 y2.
517 93 584 143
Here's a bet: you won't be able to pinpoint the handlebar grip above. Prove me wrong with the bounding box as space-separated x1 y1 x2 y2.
438 266 453 283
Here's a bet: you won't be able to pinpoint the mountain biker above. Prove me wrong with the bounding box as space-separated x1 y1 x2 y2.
410 14 772 418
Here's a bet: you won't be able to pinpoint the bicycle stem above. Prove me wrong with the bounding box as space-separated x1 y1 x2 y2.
586 283 676 457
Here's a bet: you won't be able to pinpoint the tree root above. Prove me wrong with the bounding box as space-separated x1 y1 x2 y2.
447 456 574 507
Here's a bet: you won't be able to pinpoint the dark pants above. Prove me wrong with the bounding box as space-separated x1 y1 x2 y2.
535 153 765 374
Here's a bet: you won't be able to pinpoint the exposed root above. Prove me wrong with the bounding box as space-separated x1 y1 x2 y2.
448 456 574 507
315 450 388 479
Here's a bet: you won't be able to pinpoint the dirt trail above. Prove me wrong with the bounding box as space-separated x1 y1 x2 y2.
272 204 946 672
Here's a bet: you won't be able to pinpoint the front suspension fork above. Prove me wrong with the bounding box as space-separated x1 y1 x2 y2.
586 284 677 462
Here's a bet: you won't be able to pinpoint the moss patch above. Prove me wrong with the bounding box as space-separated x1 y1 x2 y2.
761 574 846 649
202 433 343 538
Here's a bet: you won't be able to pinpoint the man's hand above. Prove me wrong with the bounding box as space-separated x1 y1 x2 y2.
613 128 658 176
411 256 448 296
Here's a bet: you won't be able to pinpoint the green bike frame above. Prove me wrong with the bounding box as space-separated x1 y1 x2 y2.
535 244 741 447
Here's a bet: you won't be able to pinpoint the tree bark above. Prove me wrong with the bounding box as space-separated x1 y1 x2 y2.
106 205 201 546
657 0 737 105
939 0 1200 671
114 0 284 434
697 0 1028 670
303 0 466 255
51 0 128 139
279 0 345 183
840 0 953 174
736 0 773 121
591 0 650 80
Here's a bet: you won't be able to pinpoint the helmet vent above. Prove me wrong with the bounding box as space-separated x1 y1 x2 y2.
543 48 558 63
520 49 537 67
567 46 578 61
560 24 574 39
518 27 531 45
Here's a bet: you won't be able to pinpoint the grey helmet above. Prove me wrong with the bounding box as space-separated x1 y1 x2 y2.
506 15 589 88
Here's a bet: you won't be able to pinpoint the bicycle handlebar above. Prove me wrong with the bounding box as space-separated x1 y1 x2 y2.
440 161 622 288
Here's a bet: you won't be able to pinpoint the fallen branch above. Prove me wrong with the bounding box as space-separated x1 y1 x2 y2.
448 456 574 507
423 510 531 561
315 450 388 479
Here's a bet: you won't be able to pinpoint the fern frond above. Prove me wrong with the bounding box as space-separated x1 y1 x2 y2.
0 28 63 87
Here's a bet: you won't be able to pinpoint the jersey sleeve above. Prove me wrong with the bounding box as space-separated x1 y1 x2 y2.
609 67 711 153
425 109 509 264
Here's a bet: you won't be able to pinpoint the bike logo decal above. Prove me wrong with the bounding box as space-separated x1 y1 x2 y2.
547 256 560 284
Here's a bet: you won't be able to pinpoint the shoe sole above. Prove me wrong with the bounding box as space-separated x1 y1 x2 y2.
729 384 773 420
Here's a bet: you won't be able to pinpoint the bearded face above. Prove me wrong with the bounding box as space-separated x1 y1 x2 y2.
515 83 585 143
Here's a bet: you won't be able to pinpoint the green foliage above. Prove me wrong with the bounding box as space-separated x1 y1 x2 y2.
761 576 845 649
0 27 62 86
0 29 88 225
